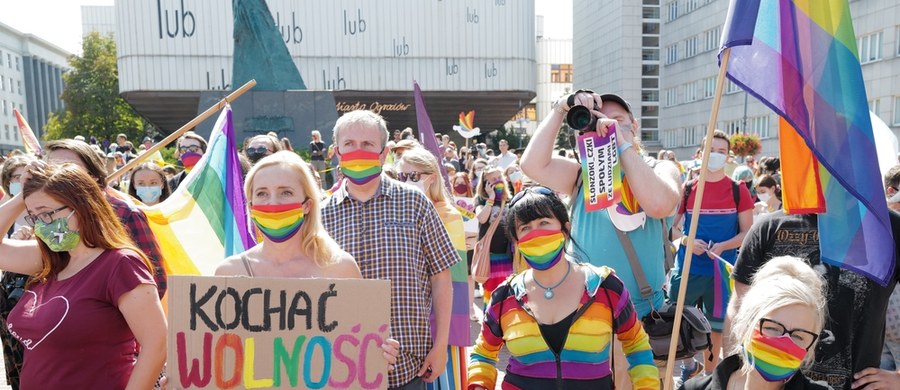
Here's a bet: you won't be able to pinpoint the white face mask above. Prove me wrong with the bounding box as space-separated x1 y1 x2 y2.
707 152 727 172
757 192 771 203
888 191 900 204
509 171 523 182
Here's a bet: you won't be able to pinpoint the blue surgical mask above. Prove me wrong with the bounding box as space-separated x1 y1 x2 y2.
135 186 163 203
8 182 22 196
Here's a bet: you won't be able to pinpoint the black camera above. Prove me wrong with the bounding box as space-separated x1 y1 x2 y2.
566 105 599 132
3 276 27 313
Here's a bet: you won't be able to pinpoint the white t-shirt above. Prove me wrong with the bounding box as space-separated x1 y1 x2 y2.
493 151 518 169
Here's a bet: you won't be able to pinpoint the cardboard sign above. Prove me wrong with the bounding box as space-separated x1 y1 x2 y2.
168 276 391 390
577 130 621 212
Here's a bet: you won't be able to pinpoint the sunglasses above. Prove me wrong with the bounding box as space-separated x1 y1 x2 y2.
509 186 556 208
397 171 425 183
178 145 202 153
246 146 272 155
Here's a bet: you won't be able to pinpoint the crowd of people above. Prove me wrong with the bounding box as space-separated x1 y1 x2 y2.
0 89 899 390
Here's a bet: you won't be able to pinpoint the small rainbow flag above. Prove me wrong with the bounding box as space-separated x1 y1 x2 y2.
13 109 42 155
452 110 481 139
140 106 255 276
721 0 895 286
708 250 735 319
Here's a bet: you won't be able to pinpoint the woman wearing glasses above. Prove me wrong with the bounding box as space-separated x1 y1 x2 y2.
214 152 400 367
473 166 514 306
0 162 166 389
244 134 283 165
681 256 829 390
169 131 208 190
395 147 472 389
468 186 659 390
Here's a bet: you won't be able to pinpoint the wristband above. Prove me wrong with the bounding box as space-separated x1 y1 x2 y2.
486 200 495 206
617 141 633 155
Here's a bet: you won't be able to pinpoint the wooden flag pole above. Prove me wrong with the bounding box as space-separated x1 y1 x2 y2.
106 79 257 182
662 48 731 390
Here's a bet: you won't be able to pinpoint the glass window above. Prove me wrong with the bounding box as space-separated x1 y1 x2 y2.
893 96 900 126
0 76 4 91
643 64 660 76
642 77 659 89
15 56 19 71
643 48 660 61
858 31 883 63
667 1 679 22
17 80 21 95
643 36 660 47
642 90 659 102
643 6 660 19
643 22 660 35
642 118 659 129
703 77 716 99
666 87 679 107
6 54 10 68
666 45 678 65
642 105 659 117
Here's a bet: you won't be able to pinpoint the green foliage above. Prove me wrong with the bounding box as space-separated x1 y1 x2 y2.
44 32 150 142
489 124 531 151
555 125 573 151
159 146 177 166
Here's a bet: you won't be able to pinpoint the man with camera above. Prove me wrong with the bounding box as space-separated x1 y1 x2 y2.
521 90 681 387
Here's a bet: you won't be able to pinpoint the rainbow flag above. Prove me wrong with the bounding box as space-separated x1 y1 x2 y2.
141 106 255 276
721 0 895 286
13 109 42 154
709 251 734 319
429 202 471 390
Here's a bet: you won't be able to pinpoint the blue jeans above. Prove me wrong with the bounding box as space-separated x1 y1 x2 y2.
881 340 900 370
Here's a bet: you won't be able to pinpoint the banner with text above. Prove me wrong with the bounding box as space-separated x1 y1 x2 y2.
168 276 391 390
577 131 620 213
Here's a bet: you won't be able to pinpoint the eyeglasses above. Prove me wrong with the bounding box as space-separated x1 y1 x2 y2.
246 146 272 155
758 318 819 350
397 171 425 183
24 205 69 226
509 186 556 208
178 145 202 153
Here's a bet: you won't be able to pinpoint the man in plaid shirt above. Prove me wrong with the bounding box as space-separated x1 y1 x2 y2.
322 110 460 390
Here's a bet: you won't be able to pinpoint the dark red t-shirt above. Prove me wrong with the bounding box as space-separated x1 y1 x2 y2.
7 249 156 390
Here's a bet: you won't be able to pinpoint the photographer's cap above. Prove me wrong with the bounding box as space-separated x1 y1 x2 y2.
600 93 633 114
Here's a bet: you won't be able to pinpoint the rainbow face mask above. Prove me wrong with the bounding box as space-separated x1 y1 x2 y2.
250 203 305 243
339 149 383 185
743 328 806 382
179 151 203 172
517 229 566 270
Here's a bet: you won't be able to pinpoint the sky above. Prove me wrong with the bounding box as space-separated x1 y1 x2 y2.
1 0 572 55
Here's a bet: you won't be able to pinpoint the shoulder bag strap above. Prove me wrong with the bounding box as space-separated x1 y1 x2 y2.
241 254 254 277
613 227 654 299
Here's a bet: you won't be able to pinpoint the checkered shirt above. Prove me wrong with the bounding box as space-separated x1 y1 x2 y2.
104 189 167 298
322 177 460 388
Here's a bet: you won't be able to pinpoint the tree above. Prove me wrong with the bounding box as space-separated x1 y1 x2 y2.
44 32 148 142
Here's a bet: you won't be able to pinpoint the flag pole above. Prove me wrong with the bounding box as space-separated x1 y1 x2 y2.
106 79 257 182
663 48 731 390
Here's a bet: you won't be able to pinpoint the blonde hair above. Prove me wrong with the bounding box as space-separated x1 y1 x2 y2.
396 147 450 204
244 151 341 267
475 166 511 203
731 256 827 370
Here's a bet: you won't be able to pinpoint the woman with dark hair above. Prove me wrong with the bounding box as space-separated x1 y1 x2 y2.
468 187 658 390
473 166 514 306
0 162 166 389
754 174 783 218
127 163 172 206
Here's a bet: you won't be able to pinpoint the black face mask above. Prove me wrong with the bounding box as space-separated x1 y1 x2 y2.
247 151 267 164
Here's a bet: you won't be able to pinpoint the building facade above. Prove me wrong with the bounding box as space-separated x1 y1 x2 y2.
572 0 662 149
83 0 537 145
0 22 69 154
657 0 900 159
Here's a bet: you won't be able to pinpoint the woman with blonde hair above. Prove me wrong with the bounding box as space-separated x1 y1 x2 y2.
396 147 471 390
473 165 513 306
214 152 400 368
681 256 829 389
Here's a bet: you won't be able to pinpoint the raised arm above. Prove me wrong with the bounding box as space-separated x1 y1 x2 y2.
0 193 42 276
520 100 580 196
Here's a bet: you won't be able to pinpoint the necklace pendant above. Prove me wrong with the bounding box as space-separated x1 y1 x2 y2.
544 289 554 299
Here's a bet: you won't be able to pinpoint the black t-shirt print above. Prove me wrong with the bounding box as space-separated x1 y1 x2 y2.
733 211 900 390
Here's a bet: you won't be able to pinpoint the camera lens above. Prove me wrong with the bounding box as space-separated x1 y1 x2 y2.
566 106 595 131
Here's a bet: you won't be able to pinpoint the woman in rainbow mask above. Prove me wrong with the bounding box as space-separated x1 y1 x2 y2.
681 256 829 390
396 147 471 390
473 166 514 306
468 186 658 389
214 152 400 366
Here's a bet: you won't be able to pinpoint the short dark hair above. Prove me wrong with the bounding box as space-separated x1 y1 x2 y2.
176 132 208 155
1 155 36 193
44 139 109 187
703 129 731 152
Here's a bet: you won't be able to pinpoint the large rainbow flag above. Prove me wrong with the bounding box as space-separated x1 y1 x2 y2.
720 0 895 286
141 106 255 276
13 109 42 154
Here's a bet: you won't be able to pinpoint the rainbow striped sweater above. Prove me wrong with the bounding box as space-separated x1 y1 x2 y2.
467 264 659 390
